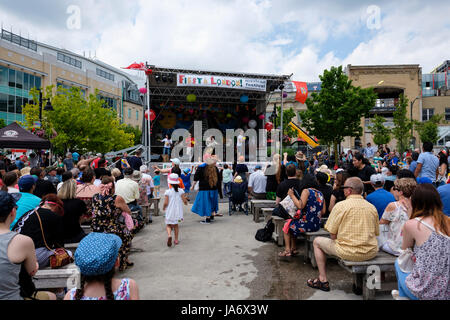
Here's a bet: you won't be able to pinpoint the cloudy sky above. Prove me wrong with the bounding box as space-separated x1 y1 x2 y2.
0 0 449 81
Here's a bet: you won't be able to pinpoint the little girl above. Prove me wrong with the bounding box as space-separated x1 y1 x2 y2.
163 173 188 247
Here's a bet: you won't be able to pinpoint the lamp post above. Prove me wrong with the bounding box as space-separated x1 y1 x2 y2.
39 90 53 123
279 83 285 157
410 96 420 149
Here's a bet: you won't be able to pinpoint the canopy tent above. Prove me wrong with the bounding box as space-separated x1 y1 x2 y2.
0 122 51 149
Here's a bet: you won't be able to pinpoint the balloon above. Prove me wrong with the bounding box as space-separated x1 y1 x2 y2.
242 117 249 123
264 122 274 132
226 113 232 118
144 109 156 121
188 109 194 114
139 87 147 94
258 114 265 120
240 95 249 103
187 94 196 102
248 120 257 129
282 92 288 98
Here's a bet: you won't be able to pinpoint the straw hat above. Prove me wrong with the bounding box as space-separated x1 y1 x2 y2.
131 170 142 182
234 175 243 183
295 151 306 161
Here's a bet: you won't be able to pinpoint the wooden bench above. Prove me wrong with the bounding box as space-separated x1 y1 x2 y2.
338 251 397 300
261 207 285 246
81 225 91 234
34 263 80 290
250 200 276 222
149 197 161 217
302 228 330 268
141 204 150 223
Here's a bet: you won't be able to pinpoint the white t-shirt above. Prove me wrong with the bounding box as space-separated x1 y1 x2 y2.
248 170 267 194
162 138 172 148
237 135 244 147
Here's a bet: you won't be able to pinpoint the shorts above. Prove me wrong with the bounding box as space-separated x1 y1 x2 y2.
314 237 338 257
24 291 52 300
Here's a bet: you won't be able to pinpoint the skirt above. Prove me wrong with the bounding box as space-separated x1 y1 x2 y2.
192 190 219 217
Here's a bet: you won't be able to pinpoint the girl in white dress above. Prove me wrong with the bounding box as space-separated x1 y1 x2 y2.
163 174 188 247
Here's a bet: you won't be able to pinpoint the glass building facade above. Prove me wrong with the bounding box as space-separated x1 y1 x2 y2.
422 73 448 97
0 65 41 124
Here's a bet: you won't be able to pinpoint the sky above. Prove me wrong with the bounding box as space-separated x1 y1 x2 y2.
0 0 449 82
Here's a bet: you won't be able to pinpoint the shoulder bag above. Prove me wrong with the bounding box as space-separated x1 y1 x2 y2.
279 188 301 218
35 210 73 269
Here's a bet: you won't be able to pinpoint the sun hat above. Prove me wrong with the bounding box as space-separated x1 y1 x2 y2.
295 151 306 161
170 158 181 165
18 175 38 192
139 165 148 173
131 170 142 182
205 157 217 165
168 173 180 184
74 233 122 276
370 173 384 186
234 176 243 183
45 164 57 173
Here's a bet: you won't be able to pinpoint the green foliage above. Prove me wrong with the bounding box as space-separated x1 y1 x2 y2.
123 125 142 146
299 65 377 165
392 94 413 153
0 118 6 129
273 105 297 142
21 86 134 154
414 114 443 145
369 115 392 146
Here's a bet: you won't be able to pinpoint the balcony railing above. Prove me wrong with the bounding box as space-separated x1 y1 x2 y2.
371 98 398 112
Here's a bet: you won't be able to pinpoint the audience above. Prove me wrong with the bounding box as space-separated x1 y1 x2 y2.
31 167 57 199
10 175 41 230
414 141 439 183
366 174 396 219
248 165 267 200
329 170 349 212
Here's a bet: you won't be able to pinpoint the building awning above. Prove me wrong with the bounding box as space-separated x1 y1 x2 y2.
0 59 48 76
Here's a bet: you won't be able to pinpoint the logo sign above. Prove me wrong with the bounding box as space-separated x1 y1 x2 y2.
177 73 267 92
2 130 19 138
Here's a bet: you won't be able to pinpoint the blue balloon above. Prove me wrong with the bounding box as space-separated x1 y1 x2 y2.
240 95 249 103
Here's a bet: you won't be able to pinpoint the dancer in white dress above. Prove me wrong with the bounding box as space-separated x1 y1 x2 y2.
163 173 188 247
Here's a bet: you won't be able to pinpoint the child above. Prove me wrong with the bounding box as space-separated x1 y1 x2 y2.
163 173 188 247
64 232 139 300
181 167 192 200
222 164 233 196
153 169 161 198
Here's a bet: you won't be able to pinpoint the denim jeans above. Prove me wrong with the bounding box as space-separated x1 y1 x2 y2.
394 260 419 300
128 203 144 223
223 182 232 196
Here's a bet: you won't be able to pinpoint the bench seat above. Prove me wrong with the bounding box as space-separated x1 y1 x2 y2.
34 263 80 290
149 197 161 217
250 200 276 222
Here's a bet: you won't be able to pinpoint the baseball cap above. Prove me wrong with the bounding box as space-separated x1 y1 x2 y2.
370 174 384 186
183 168 191 174
170 158 181 165
75 233 122 276
18 175 38 192
255 164 262 169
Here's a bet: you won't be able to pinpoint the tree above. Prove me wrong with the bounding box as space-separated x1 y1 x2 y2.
0 118 6 129
273 105 297 144
414 114 443 145
369 115 392 146
22 86 134 154
299 66 377 166
123 125 143 146
392 94 413 154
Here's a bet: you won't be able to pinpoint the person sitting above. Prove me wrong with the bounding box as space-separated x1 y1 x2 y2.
308 177 379 292
315 172 333 218
30 167 57 199
94 159 111 186
111 168 123 182
1 171 20 195
279 178 325 258
379 178 417 256
44 165 59 188
437 182 450 217
366 174 396 219
394 183 450 300
58 178 88 244
230 175 248 213
115 168 143 227
383 165 398 192
0 191 56 300
13 194 65 268
91 176 134 272
328 170 349 212
264 154 287 200
248 164 267 200
234 156 249 183
276 164 301 204
10 175 41 230
65 232 139 300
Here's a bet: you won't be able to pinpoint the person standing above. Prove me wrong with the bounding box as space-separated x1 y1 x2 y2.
222 164 233 196
128 150 143 172
163 174 188 247
363 142 376 160
161 135 173 162
72 151 80 164
115 168 143 227
31 167 57 199
414 142 439 183
351 153 376 196
436 151 448 187
63 152 74 172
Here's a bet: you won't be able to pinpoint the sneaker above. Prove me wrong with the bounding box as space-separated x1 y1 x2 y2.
200 220 210 224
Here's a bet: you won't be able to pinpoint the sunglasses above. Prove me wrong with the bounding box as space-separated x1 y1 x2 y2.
341 186 353 190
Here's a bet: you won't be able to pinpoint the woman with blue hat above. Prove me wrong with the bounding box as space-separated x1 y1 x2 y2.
65 232 139 300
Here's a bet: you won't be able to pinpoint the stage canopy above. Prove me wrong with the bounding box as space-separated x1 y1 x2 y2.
0 122 51 149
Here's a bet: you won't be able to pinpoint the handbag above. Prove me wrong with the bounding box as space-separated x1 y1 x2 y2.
397 248 415 273
35 210 73 269
279 188 301 218
271 204 291 220
122 212 134 231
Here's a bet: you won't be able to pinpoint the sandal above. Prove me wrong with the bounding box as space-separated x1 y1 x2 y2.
291 249 299 256
174 240 179 245
278 250 292 258
307 278 330 292
126 261 134 267
167 236 172 247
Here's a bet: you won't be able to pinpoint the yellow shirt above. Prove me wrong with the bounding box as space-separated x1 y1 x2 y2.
325 195 379 261
115 178 140 204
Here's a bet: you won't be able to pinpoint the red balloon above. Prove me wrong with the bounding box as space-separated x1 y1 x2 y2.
139 87 147 94
145 109 156 121
264 122 273 132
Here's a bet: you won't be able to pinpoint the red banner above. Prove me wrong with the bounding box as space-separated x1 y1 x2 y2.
122 62 152 75
292 81 308 104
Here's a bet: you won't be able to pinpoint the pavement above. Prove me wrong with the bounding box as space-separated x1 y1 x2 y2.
120 187 394 300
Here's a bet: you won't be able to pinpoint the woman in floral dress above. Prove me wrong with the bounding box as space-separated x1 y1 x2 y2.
91 176 134 271
279 179 325 258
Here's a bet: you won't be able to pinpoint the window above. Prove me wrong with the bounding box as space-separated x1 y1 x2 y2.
34 77 41 90
0 66 7 86
23 73 29 91
136 110 139 120
0 93 7 112
128 108 131 118
15 71 23 89
425 81 431 88
57 52 82 69
8 69 15 87
15 96 22 114
422 108 434 121
8 95 15 113
1 29 37 51
96 68 114 82
446 108 450 121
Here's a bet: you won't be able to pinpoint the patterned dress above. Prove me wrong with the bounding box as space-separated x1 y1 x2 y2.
91 194 133 271
283 188 324 237
67 278 131 300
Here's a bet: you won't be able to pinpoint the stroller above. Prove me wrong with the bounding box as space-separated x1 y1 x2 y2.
228 176 249 216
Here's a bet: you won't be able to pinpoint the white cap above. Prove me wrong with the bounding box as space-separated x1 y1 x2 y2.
139 165 148 173
370 173 384 186
170 158 181 165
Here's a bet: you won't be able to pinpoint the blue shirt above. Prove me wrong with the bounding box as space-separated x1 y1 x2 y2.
366 188 396 220
72 152 79 162
10 192 41 230
437 184 450 217
389 156 399 166
181 173 191 189
153 175 160 186
417 152 439 182
409 160 417 173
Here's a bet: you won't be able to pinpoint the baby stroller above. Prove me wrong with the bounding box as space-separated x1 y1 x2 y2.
228 176 249 215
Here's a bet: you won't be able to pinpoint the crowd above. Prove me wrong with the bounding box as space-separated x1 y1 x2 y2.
0 138 449 300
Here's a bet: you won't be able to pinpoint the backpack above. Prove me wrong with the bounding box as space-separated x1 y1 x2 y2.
255 219 275 242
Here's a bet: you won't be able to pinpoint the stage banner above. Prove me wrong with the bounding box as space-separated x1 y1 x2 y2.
177 73 267 92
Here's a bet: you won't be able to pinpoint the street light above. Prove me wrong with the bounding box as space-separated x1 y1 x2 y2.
279 83 285 157
410 96 420 149
39 90 54 123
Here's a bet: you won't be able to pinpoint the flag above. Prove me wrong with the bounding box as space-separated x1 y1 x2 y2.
292 81 308 104
122 62 153 75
